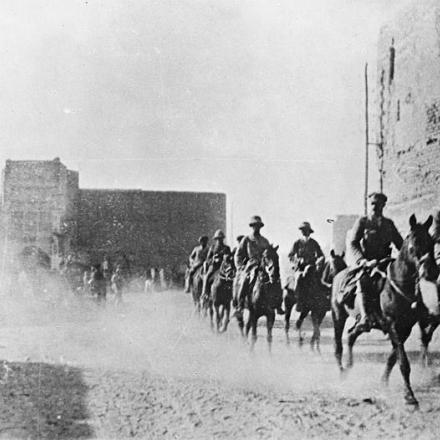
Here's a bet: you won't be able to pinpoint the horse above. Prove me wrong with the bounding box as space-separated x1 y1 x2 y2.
189 265 205 315
331 214 439 406
207 254 236 333
235 245 282 352
284 251 347 350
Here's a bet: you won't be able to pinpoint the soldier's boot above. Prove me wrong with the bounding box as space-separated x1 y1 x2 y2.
356 290 371 332
184 276 191 293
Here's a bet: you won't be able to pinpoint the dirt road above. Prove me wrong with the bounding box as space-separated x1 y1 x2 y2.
1 290 440 439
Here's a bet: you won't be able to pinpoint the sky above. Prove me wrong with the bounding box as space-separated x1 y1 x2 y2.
0 0 412 252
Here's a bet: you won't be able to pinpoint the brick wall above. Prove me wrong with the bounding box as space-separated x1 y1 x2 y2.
377 0 440 231
77 189 226 272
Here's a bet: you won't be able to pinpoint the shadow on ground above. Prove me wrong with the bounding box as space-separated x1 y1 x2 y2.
0 361 93 439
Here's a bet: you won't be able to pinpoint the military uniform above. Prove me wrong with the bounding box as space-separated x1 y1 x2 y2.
189 244 209 269
288 222 324 311
234 231 271 309
349 216 403 263
345 193 403 330
288 237 324 270
202 235 231 296
185 237 209 293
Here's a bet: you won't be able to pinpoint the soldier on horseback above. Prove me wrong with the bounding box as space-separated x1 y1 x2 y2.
289 222 323 270
234 215 284 316
202 230 231 297
347 192 403 331
184 235 209 293
232 235 245 262
288 221 324 311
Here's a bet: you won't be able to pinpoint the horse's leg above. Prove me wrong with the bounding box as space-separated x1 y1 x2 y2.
209 302 214 331
332 305 347 373
222 300 231 332
284 296 293 345
296 309 308 346
311 310 325 354
381 341 397 386
420 322 438 367
389 323 418 406
237 312 245 338
266 312 275 354
346 323 363 369
250 312 258 351
245 312 252 338
216 304 223 333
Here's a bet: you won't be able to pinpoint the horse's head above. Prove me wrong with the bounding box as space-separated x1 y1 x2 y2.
261 245 280 282
404 214 438 282
220 253 236 280
329 249 347 276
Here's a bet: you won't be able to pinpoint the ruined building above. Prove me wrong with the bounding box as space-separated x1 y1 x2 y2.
377 0 440 231
0 158 226 274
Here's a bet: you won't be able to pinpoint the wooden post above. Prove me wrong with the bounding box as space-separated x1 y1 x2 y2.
364 63 369 215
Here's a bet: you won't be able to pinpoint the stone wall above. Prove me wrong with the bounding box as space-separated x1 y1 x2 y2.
0 158 79 262
1 159 227 275
377 0 440 231
77 189 226 273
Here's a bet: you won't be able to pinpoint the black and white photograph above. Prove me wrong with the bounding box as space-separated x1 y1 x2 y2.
1 0 440 438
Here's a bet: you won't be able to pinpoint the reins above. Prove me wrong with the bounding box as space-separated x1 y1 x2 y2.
386 263 419 307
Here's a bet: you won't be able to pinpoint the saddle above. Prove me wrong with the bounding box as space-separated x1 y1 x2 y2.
336 260 391 307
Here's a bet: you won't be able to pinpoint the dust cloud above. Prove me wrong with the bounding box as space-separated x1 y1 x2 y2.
1 270 438 407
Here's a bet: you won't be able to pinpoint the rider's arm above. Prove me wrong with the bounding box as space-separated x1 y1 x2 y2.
314 240 324 259
349 217 366 264
235 237 248 269
389 220 404 251
288 241 298 263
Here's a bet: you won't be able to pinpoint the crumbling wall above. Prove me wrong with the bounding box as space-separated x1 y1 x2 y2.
377 0 440 230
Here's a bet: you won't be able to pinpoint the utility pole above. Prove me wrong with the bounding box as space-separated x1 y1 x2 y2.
364 63 369 216
364 63 384 210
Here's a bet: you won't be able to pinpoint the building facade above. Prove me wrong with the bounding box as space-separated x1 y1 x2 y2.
0 158 226 275
0 158 78 268
376 0 440 232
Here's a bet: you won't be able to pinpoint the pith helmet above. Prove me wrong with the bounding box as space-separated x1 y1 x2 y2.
249 215 264 227
213 229 225 240
299 221 314 233
369 192 388 204
198 235 209 243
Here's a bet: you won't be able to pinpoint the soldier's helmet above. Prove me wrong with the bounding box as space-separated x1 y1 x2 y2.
249 215 264 227
213 230 225 240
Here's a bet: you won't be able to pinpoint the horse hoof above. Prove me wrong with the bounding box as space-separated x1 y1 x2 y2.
405 396 419 408
339 368 348 380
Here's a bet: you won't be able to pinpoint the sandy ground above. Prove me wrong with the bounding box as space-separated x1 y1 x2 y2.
1 289 440 439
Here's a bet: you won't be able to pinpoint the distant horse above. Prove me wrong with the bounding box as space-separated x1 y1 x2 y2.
208 254 236 333
331 215 440 406
190 265 205 315
236 245 282 352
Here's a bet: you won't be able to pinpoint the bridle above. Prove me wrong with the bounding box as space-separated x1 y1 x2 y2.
386 252 432 307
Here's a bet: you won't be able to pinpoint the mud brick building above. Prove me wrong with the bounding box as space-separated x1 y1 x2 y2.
0 158 226 273
376 0 440 232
